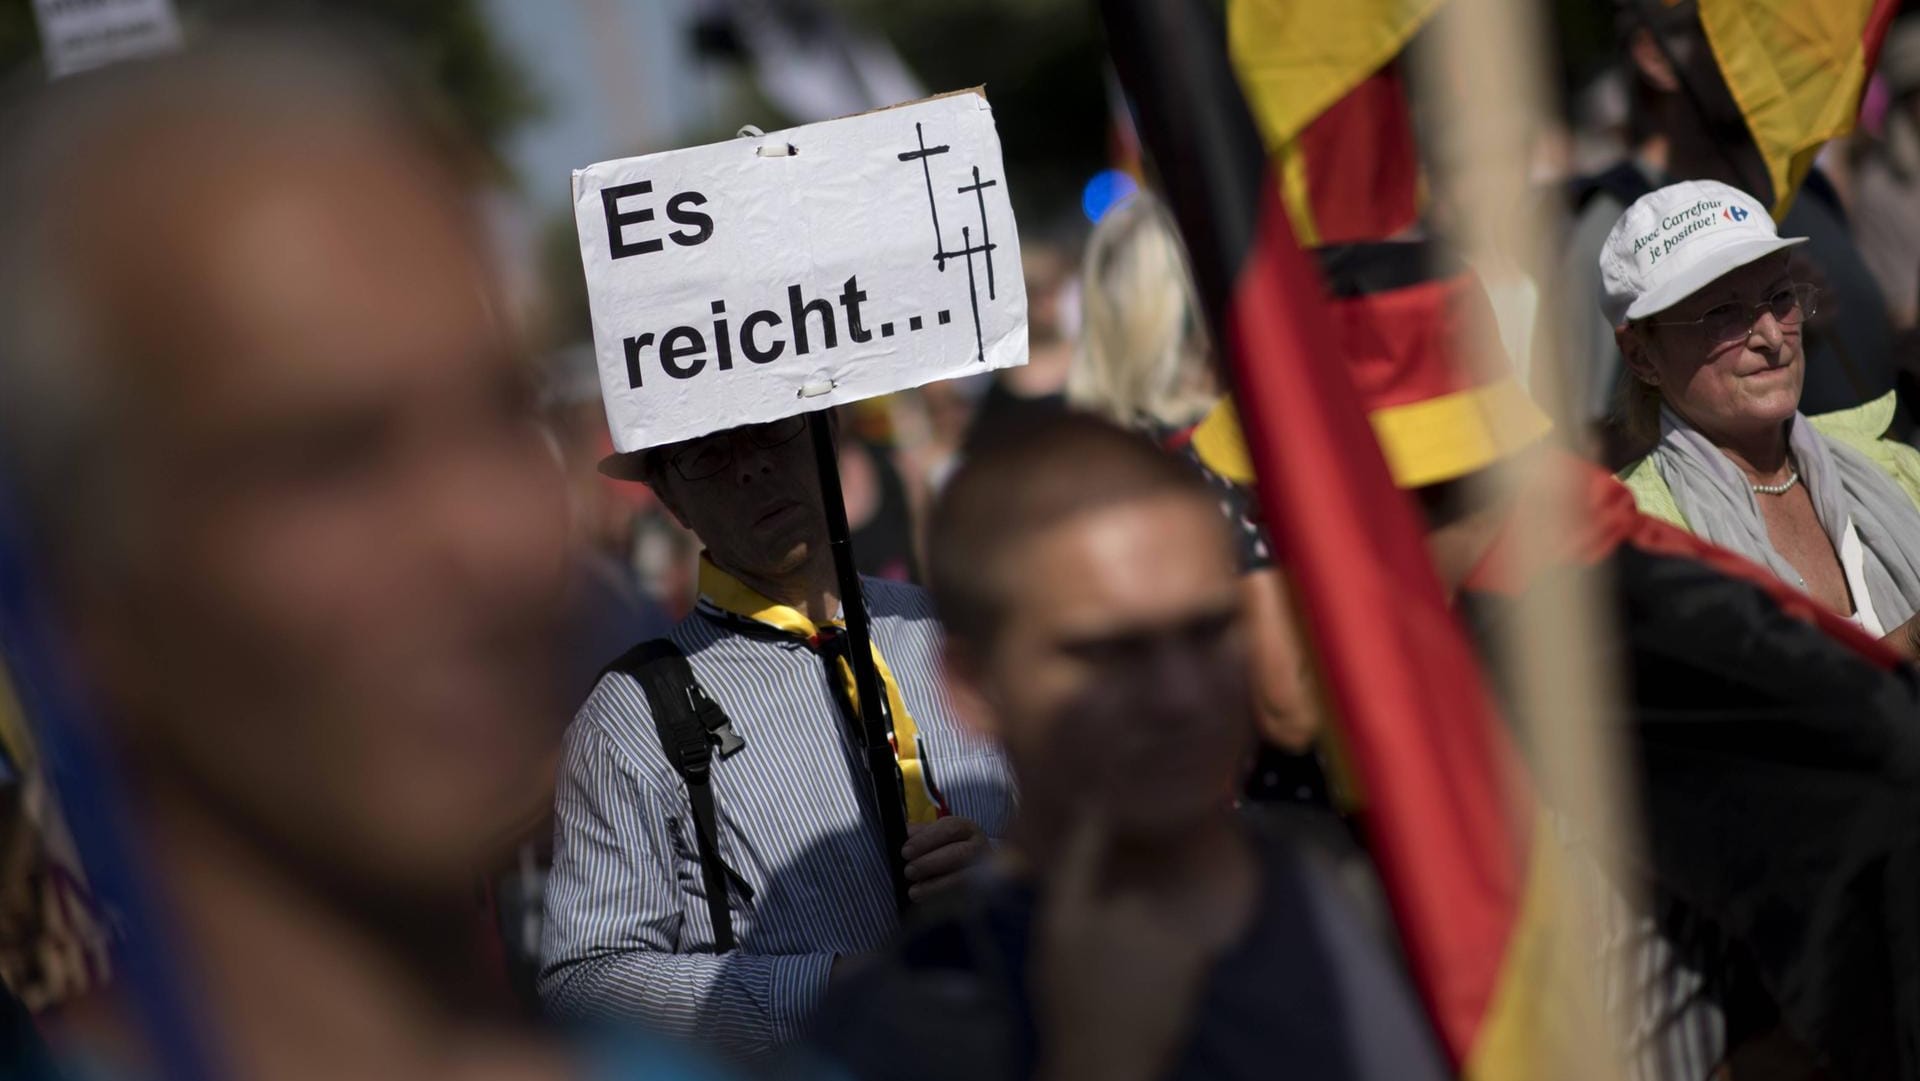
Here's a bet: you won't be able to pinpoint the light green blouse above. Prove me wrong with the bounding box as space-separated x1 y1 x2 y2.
1617 391 1920 527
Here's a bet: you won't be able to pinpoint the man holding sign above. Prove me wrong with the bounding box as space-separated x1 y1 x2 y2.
539 95 1025 1055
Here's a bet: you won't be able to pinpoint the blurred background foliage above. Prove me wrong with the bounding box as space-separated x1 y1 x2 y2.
0 0 1737 350
0 0 540 176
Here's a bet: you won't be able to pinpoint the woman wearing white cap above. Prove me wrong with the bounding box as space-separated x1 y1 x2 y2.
1606 179 1920 641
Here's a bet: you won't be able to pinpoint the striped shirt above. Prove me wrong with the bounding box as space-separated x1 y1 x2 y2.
539 577 1017 1057
1566 818 1728 1081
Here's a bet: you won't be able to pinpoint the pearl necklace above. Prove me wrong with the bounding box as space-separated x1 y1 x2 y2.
1750 470 1800 495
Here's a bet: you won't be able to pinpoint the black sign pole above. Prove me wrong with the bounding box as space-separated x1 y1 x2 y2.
806 408 913 913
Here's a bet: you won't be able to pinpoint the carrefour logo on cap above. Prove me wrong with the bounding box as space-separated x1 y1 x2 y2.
1724 205 1749 223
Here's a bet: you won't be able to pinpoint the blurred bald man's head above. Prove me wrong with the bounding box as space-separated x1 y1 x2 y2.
0 34 569 904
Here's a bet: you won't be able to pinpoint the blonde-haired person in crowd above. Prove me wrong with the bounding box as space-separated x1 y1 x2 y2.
1067 192 1324 790
1069 192 1221 434
1607 180 1920 653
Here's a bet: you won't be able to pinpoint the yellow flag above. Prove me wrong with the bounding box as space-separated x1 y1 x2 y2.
1228 0 1441 149
1228 0 1441 244
1699 0 1896 219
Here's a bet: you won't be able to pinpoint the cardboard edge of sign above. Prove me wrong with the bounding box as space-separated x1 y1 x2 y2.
581 87 991 185
723 85 994 160
569 87 988 206
849 85 987 120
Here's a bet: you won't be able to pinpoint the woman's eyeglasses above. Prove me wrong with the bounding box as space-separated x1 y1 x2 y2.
1647 283 1819 344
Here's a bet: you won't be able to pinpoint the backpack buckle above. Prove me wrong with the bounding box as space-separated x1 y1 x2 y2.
687 684 747 759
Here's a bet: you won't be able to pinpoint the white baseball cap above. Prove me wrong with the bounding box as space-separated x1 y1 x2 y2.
1597 179 1807 326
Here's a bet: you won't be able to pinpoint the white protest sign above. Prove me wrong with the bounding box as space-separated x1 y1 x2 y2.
31 0 182 79
573 90 1028 453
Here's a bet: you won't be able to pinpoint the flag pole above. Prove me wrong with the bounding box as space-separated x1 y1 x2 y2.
1419 0 1637 1074
806 408 912 913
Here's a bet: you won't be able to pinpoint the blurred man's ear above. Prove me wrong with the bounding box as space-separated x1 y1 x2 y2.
1627 27 1681 94
938 637 1001 742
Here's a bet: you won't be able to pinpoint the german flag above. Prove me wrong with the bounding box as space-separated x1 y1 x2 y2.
1699 0 1900 218
1227 0 1438 243
1100 2 1572 1076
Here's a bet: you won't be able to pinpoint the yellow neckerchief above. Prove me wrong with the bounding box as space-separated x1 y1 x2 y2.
695 555 947 824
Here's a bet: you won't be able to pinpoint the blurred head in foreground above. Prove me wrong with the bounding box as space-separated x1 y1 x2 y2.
928 414 1251 848
1068 191 1322 755
0 26 568 1019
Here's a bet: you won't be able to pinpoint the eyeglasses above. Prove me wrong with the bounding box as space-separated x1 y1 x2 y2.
666 416 808 481
1646 283 1819 344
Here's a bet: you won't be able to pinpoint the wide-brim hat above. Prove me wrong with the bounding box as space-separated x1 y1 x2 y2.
1192 241 1552 491
597 447 654 482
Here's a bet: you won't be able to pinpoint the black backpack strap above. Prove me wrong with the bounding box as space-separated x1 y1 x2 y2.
604 639 747 953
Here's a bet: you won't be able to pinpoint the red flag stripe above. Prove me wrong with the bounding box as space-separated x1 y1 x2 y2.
1296 65 1421 244
1227 168 1528 1058
1332 274 1501 410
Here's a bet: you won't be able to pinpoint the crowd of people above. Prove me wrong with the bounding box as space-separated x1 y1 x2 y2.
6 2 1920 1080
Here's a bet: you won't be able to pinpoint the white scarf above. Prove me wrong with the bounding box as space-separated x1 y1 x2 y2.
1652 408 1920 627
